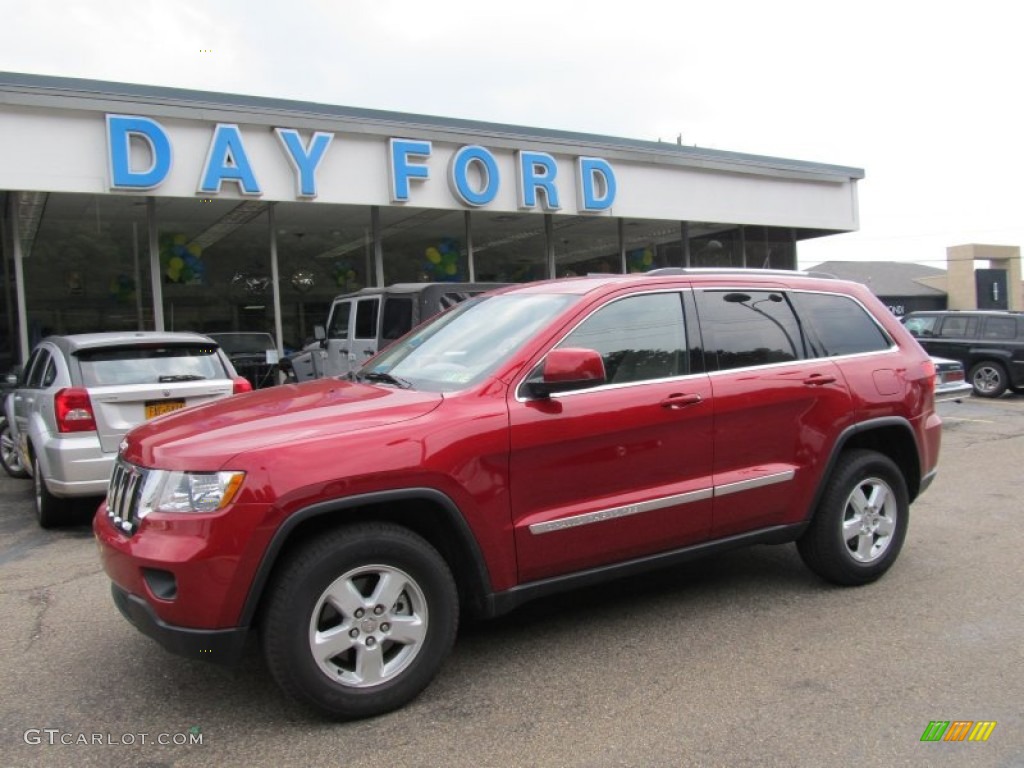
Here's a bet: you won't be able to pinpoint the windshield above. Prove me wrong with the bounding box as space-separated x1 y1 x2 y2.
358 293 577 392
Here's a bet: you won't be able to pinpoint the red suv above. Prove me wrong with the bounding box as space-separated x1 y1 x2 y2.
94 270 943 719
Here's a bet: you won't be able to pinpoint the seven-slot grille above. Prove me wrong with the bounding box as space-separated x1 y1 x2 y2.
106 459 147 536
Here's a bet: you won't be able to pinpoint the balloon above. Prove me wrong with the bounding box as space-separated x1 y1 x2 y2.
426 247 441 264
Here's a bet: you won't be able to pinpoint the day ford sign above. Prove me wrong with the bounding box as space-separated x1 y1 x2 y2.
105 115 617 212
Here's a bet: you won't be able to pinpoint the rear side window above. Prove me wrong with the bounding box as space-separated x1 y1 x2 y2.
981 316 1018 340
381 297 414 341
23 348 50 388
938 316 978 339
697 290 804 370
354 298 380 339
77 345 226 387
792 292 892 356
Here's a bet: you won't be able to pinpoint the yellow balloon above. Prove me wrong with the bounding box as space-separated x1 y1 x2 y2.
169 256 184 270
188 243 202 257
445 263 457 275
173 233 187 246
426 247 441 264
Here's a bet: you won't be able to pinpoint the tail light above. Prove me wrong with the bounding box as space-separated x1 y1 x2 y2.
55 387 97 433
921 359 937 390
232 376 253 394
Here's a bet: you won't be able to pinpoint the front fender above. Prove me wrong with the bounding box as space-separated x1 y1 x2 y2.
236 487 492 626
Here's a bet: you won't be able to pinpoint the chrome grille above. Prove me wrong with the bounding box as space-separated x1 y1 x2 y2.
106 459 147 536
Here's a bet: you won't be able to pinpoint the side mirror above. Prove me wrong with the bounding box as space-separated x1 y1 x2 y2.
527 347 606 398
4 372 17 386
314 325 326 347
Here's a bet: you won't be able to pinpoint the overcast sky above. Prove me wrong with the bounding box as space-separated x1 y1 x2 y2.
2 0 1021 269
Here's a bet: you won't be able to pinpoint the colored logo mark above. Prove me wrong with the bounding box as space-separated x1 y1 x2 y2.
920 720 996 742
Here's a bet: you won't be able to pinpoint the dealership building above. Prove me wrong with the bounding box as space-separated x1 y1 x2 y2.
0 71 864 367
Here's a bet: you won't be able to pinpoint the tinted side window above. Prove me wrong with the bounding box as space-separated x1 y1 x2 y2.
793 292 892 356
41 357 58 387
697 290 804 370
21 348 46 387
327 301 351 339
381 297 414 341
26 349 53 388
981 316 1018 340
559 293 686 385
354 298 380 340
938 316 978 338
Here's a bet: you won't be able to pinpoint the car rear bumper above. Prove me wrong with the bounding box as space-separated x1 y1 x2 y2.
37 433 113 497
934 381 973 403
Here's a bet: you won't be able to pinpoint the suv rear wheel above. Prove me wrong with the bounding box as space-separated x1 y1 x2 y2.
969 361 1008 398
797 450 909 586
261 523 459 720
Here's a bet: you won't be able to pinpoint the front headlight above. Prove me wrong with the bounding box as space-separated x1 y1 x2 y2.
137 470 245 518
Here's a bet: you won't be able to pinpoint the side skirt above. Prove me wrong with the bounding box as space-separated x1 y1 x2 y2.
483 522 807 618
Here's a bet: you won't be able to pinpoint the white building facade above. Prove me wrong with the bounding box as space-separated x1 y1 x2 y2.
0 72 863 365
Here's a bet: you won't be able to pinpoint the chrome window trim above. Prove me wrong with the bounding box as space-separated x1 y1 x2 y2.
529 469 795 535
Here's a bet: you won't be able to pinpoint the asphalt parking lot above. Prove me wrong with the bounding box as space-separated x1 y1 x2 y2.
1 396 1022 768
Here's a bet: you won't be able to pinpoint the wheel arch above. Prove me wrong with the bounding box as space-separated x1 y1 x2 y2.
807 417 922 518
240 488 494 628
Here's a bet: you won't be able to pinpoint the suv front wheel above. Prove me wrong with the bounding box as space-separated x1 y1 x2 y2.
969 361 1008 398
261 523 459 720
797 450 909 586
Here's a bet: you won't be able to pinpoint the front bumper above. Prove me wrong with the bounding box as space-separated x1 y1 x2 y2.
111 584 250 665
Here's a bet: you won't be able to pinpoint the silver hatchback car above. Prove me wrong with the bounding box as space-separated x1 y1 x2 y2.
6 332 250 527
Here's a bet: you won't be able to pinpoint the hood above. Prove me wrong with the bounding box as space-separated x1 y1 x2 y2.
122 378 443 468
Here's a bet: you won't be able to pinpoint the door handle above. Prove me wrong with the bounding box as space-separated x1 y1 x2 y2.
803 375 837 386
363 348 375 356
661 393 703 409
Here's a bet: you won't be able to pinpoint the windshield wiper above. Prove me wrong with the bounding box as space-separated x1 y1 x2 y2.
158 374 206 382
359 371 412 389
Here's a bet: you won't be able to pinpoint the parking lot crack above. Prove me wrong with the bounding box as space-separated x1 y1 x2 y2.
26 587 52 649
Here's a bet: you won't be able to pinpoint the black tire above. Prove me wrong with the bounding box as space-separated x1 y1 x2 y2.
969 361 1008 398
797 450 909 586
261 522 459 720
0 417 29 478
33 454 71 528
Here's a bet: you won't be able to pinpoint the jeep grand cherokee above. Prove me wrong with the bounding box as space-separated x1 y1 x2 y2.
94 270 943 719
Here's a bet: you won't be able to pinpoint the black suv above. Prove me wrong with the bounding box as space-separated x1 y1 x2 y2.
902 310 1024 397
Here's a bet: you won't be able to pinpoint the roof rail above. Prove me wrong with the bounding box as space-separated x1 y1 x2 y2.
645 267 837 279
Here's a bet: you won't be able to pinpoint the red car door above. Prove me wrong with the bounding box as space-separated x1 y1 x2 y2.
509 291 714 583
693 288 853 537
